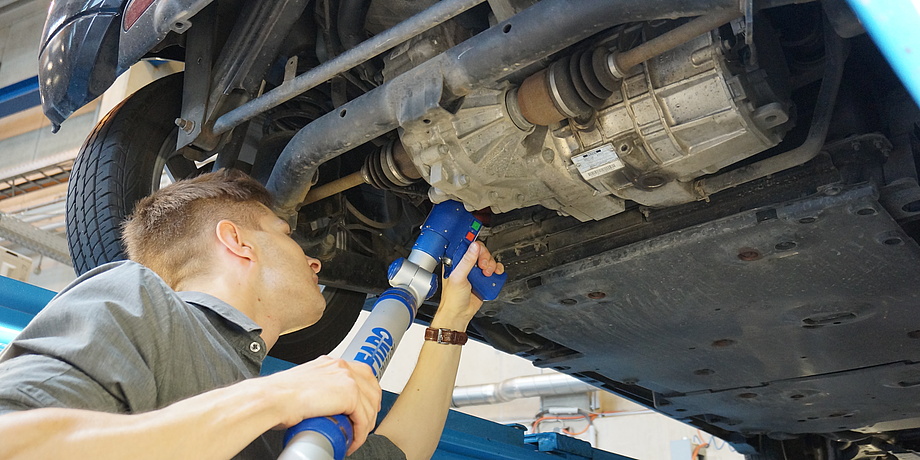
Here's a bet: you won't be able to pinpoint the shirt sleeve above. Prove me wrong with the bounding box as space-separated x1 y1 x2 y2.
349 434 407 459
0 354 125 415
0 262 177 415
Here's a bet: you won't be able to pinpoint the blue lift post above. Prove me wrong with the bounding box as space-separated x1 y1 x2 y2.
0 275 634 459
0 275 55 350
0 77 41 119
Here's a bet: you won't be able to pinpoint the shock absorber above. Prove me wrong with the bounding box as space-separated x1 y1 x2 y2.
278 200 507 460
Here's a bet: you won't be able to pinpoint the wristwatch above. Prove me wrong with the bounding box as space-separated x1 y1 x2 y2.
424 327 468 345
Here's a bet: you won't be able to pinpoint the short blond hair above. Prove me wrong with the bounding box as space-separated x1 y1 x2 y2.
122 169 273 287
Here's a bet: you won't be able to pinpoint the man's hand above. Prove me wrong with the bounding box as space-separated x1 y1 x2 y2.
436 241 504 331
261 356 381 455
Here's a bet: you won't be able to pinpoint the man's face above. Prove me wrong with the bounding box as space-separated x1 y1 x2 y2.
253 207 326 332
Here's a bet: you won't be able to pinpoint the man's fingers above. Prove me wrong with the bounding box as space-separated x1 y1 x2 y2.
475 243 503 276
477 249 495 276
450 241 481 280
344 362 380 455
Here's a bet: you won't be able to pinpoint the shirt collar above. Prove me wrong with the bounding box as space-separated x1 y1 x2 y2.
177 291 263 334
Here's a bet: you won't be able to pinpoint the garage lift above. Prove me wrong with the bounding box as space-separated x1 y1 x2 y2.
0 274 634 460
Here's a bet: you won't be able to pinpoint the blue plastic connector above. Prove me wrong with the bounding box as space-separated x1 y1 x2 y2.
283 414 353 460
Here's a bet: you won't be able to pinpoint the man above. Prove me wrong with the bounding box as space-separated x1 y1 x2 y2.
0 169 503 459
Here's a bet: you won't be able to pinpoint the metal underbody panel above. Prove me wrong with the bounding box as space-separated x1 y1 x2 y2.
490 181 920 437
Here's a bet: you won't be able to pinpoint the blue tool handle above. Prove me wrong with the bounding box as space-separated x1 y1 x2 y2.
467 265 507 301
282 414 353 460
443 238 507 301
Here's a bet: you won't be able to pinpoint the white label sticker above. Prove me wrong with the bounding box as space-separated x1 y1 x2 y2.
571 144 625 180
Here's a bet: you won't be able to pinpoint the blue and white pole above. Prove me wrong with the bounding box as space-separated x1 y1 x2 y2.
278 200 506 460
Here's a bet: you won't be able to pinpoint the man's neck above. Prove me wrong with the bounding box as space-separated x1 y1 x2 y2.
176 277 283 350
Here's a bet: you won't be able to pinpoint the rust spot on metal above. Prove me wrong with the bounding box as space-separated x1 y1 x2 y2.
711 339 736 348
737 248 761 261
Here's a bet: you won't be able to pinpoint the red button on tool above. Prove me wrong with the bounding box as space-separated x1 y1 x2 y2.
465 232 475 241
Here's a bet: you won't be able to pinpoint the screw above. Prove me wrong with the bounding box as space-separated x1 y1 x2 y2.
175 118 195 133
823 185 842 196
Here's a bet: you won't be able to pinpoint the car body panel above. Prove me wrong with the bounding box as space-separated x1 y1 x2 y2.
39 11 120 126
116 0 212 71
38 0 214 126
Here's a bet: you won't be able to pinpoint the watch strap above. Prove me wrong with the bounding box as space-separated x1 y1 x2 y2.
424 327 468 345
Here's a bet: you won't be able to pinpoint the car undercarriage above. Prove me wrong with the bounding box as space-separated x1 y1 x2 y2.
39 0 920 457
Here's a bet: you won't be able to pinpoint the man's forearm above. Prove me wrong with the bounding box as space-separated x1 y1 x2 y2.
0 355 380 460
374 315 466 460
0 378 284 460
376 241 502 460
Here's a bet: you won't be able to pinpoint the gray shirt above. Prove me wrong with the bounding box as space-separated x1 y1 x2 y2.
0 261 404 459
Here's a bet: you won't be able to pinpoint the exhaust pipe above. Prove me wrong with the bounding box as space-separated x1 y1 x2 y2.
452 373 596 407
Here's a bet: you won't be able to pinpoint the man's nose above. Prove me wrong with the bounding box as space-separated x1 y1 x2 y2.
306 255 322 274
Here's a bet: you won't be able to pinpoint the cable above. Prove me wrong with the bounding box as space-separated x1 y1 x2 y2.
693 429 734 452
692 442 709 460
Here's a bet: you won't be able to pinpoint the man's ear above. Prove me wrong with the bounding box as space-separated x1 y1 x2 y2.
215 220 256 261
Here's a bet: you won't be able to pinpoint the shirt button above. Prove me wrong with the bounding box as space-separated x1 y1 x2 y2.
249 342 262 353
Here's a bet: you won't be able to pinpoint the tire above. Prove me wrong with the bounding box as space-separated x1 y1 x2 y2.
67 72 196 274
66 72 364 363
270 288 368 364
